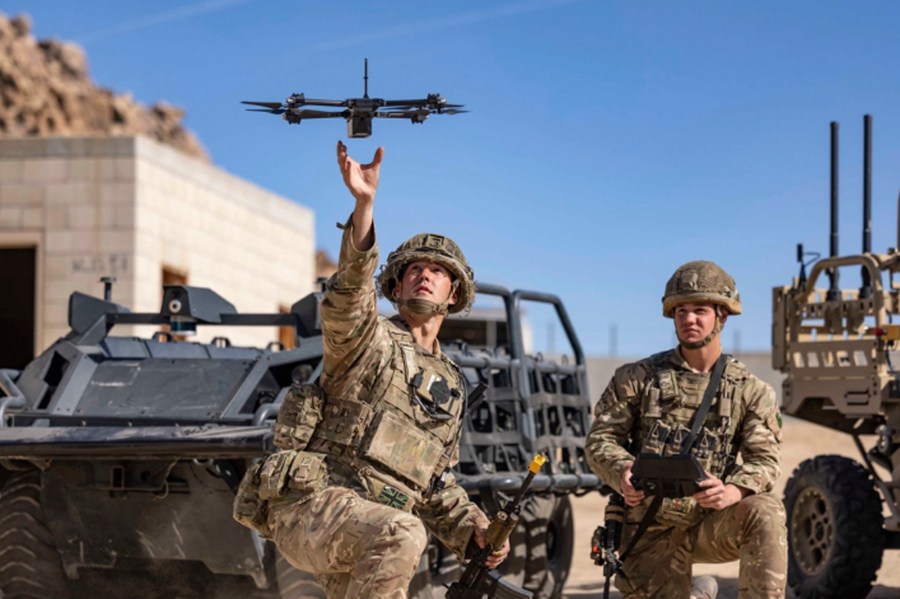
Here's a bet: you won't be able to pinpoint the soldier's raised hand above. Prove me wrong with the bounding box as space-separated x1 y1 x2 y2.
337 141 383 205
338 141 383 250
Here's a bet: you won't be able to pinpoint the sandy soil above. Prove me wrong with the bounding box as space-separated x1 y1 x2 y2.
562 417 900 598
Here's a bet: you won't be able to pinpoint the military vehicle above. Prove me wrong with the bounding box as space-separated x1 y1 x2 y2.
773 115 900 597
0 278 598 598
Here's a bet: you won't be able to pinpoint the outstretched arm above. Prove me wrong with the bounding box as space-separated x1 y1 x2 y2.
336 140 383 251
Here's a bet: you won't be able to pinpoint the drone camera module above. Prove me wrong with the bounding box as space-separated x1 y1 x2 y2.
348 115 373 138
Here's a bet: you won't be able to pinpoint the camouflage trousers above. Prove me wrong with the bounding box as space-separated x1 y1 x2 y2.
268 485 428 599
616 493 787 599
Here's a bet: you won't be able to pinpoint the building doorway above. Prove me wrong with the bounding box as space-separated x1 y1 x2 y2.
0 248 36 370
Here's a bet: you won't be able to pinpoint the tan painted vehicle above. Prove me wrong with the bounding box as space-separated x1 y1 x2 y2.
773 116 900 597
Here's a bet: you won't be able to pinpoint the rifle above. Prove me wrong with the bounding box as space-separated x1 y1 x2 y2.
590 491 624 599
445 454 547 599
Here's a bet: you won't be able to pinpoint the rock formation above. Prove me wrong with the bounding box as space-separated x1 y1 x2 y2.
0 13 207 160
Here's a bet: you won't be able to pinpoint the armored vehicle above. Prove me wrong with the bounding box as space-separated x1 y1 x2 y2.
0 279 598 598
773 116 900 597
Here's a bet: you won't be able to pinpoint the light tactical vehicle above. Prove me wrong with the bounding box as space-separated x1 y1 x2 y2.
773 116 900 597
0 279 599 598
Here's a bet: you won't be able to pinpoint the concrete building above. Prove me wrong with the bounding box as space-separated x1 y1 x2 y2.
0 136 315 369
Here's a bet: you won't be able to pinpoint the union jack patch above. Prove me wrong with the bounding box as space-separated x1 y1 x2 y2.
377 485 410 510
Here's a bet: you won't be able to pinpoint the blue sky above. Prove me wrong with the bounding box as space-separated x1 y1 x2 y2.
13 0 900 358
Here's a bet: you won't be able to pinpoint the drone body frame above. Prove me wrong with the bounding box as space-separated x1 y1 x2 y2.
243 59 465 138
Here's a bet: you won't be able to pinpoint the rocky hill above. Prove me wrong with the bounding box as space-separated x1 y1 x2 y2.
0 13 207 160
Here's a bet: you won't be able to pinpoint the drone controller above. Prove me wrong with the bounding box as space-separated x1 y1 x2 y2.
630 453 707 499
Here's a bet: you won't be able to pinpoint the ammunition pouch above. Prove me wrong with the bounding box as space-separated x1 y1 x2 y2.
285 451 329 494
274 383 325 451
313 396 374 449
233 450 329 538
233 460 271 538
630 453 707 498
259 450 296 500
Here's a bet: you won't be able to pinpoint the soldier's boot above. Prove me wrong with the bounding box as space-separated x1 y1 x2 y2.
690 576 718 599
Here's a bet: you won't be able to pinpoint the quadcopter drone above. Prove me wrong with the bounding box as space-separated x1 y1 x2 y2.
242 59 466 138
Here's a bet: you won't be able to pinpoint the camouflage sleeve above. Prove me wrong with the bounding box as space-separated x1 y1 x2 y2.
584 361 650 493
319 219 388 397
725 375 783 494
416 473 484 560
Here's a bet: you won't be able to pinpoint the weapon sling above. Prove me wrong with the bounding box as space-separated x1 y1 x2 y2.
614 354 728 574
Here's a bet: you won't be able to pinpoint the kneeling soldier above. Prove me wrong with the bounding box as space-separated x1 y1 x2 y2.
586 261 787 599
235 142 508 599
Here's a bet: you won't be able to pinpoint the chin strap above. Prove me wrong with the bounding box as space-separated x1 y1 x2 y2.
680 310 725 350
395 280 459 316
397 298 449 316
681 322 722 350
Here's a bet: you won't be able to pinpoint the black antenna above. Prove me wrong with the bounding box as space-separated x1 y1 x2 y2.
827 121 840 300
363 58 369 99
860 114 873 298
100 276 116 301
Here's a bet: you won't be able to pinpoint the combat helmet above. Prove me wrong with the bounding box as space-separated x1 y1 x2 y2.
662 260 742 318
377 233 475 315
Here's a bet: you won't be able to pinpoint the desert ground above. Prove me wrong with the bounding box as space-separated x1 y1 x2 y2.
562 417 900 598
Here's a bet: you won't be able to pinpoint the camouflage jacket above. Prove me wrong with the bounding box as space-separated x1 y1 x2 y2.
310 220 483 558
585 348 782 527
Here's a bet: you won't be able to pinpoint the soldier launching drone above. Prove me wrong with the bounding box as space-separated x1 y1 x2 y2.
234 141 508 598
585 261 788 598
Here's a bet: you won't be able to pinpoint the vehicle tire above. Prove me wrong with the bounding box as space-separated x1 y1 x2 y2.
0 469 70 599
520 494 574 599
783 455 884 598
275 552 326 598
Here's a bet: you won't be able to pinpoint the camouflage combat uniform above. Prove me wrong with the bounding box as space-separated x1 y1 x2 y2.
586 348 787 599
264 222 485 599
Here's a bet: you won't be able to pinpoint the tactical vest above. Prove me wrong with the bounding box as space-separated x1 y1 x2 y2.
633 351 749 526
299 316 466 511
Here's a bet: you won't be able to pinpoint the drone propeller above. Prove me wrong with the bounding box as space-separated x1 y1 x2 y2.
438 108 467 115
242 101 285 112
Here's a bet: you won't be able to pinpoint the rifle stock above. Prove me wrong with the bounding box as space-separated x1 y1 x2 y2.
490 570 533 599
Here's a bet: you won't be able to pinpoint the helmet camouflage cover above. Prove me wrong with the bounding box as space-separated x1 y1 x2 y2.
662 260 742 317
377 233 475 314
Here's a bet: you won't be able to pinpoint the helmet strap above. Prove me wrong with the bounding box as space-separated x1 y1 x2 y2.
680 309 724 350
399 298 448 316
395 279 459 316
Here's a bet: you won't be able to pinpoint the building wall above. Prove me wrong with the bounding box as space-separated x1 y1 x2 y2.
0 136 314 354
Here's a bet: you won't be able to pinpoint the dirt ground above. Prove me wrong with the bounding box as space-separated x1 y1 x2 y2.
562 417 900 598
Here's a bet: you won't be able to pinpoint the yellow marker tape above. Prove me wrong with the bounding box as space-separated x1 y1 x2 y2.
529 454 548 474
